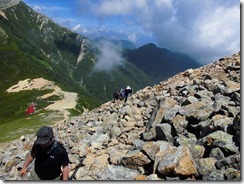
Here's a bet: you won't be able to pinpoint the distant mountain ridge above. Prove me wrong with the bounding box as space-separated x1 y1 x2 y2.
112 39 136 49
124 43 202 83
94 37 136 49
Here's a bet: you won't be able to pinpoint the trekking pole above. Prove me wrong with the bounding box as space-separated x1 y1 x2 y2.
68 156 86 180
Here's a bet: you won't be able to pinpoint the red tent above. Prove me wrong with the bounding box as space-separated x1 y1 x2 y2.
25 104 35 114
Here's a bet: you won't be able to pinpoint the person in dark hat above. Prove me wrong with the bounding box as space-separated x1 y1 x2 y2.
19 126 69 180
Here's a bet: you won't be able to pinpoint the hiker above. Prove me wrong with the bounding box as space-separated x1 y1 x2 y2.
113 91 121 102
120 86 133 102
19 126 69 180
25 102 36 114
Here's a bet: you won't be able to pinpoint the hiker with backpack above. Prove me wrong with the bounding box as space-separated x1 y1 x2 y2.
19 126 69 180
113 90 121 102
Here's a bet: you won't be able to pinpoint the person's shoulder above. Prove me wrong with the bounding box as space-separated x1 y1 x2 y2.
56 140 65 147
55 140 67 152
32 141 40 149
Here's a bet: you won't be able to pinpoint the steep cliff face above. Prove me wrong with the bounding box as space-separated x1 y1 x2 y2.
0 52 240 180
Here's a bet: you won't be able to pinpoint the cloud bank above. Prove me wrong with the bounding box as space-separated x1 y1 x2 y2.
75 0 240 64
24 0 240 65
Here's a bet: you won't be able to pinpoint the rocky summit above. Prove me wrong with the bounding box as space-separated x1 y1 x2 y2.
0 52 240 180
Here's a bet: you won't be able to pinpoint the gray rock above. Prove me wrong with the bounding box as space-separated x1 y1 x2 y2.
202 170 225 180
224 168 240 180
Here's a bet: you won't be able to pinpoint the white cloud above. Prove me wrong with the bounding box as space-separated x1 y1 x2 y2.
195 6 239 48
72 24 90 34
127 33 137 43
95 0 133 16
26 0 240 65
32 5 43 14
72 24 81 32
76 0 240 64
93 40 124 71
28 3 69 14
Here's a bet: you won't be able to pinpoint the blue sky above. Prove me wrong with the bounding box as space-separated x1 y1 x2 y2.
22 0 240 64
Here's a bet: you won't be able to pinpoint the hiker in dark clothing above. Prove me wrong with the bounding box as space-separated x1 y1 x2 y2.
120 86 133 102
113 91 121 102
19 126 69 180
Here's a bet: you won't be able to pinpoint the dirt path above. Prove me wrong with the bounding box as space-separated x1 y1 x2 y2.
43 87 78 120
6 78 78 120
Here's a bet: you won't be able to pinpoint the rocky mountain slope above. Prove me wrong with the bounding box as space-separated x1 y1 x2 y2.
0 52 240 180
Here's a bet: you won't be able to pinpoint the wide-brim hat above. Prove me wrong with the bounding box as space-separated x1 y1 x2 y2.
36 126 54 145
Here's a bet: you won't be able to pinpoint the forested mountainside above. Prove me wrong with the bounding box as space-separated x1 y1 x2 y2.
0 52 240 180
0 0 152 104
